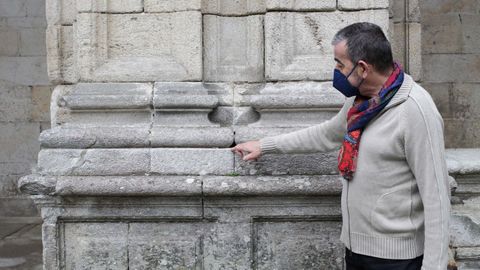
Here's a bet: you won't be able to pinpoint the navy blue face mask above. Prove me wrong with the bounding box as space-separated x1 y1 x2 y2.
333 64 363 97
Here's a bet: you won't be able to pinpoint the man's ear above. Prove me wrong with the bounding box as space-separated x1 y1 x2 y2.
357 60 370 79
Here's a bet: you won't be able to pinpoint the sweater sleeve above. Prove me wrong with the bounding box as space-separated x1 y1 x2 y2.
404 91 450 270
259 98 352 154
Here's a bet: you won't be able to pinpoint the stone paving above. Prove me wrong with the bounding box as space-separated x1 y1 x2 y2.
0 218 42 270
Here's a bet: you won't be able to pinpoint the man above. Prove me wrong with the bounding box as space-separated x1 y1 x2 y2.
231 22 450 270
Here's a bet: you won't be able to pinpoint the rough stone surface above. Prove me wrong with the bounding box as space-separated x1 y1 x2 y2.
61 83 152 110
0 30 19 56
0 80 31 122
55 176 202 196
64 223 129 269
151 127 234 147
76 0 144 12
76 12 202 82
0 56 49 86
446 149 480 175
235 151 339 176
0 123 40 165
423 54 480 83
203 0 266 15
265 10 389 81
46 0 76 25
204 175 342 196
40 126 151 148
46 25 76 83
150 149 234 175
266 0 336 11
145 0 202 12
204 15 264 82
37 149 151 176
338 0 389 10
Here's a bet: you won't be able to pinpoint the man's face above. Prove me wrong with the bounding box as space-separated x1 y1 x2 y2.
333 40 363 88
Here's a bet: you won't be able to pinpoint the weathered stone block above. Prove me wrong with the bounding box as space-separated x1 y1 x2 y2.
37 149 150 176
64 223 128 269
422 14 463 54
0 123 40 164
6 16 47 29
0 175 21 196
0 0 27 17
145 0 202 12
446 149 480 176
40 126 151 148
444 118 480 148
421 82 453 119
235 151 339 175
55 176 202 196
420 0 480 16
338 0 389 10
407 22 422 81
150 149 234 175
19 28 46 56
204 15 264 82
423 54 480 83
0 56 49 85
53 83 153 126
46 25 76 83
265 10 389 81
128 222 211 269
61 83 152 110
266 0 335 11
0 80 31 122
76 12 202 82
150 127 234 147
450 83 480 119
254 220 343 269
31 86 54 122
25 0 46 17
203 175 342 196
46 0 76 25
460 14 480 54
0 30 19 56
203 0 266 15
76 0 143 12
0 197 38 217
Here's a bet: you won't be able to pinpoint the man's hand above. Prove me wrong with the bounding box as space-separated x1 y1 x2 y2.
230 140 261 161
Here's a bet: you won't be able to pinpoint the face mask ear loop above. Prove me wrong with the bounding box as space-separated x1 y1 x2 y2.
347 62 365 89
346 62 359 79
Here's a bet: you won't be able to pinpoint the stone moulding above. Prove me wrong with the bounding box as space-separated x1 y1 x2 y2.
18 175 342 197
46 82 235 148
235 82 345 143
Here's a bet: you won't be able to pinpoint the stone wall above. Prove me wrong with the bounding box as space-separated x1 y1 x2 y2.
0 0 52 219
420 0 480 148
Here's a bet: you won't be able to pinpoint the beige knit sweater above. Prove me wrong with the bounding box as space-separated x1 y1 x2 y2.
260 74 450 270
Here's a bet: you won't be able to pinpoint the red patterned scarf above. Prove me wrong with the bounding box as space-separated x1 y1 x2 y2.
338 63 404 180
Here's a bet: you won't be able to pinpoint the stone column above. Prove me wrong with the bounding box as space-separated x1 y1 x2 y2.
20 1 394 269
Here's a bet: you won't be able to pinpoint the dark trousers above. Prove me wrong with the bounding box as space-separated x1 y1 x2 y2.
345 249 423 270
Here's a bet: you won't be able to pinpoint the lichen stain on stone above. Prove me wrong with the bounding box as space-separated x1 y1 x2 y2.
303 16 322 47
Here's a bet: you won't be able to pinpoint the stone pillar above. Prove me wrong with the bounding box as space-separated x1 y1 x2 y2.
19 1 395 269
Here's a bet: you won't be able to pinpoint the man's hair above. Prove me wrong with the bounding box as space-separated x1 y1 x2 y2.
332 22 393 73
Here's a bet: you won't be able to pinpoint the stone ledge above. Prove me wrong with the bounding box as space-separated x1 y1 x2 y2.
18 175 341 197
203 175 342 196
56 176 202 196
446 149 480 175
